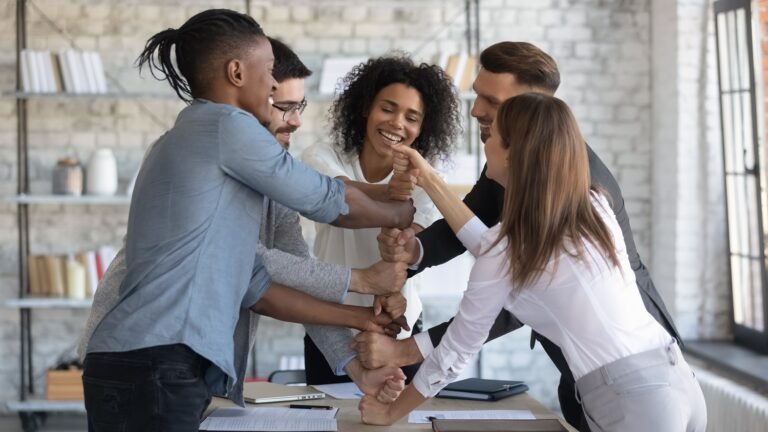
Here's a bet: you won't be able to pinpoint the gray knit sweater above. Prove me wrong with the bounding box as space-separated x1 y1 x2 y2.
78 196 356 403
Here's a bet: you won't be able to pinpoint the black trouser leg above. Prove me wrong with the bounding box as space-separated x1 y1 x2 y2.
83 344 211 432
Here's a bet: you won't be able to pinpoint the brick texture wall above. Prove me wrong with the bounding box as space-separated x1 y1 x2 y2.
0 0 718 417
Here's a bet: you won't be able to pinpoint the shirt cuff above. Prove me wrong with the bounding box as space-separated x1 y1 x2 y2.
335 354 356 376
413 331 435 359
456 216 487 256
408 237 425 270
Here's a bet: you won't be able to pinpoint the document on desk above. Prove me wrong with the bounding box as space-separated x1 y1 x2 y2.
199 406 338 431
408 409 536 424
312 382 364 399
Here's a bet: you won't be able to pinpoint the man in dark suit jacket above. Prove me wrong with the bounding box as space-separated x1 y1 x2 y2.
354 41 681 432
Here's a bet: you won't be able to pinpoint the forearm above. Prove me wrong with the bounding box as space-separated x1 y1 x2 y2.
260 246 349 302
306 325 355 371
427 310 524 348
332 183 412 229
251 283 367 329
341 179 389 201
396 337 424 366
388 385 427 423
421 170 475 234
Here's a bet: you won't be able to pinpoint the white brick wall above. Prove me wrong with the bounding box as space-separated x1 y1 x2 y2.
650 0 730 340
0 0 729 419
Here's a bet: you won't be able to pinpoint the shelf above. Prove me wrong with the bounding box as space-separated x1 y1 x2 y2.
7 400 85 413
305 91 476 102
7 194 131 205
4 298 92 309
2 91 179 100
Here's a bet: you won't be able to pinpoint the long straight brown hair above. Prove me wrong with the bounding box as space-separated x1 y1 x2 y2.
494 93 620 287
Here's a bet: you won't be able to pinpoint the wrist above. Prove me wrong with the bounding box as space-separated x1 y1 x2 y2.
344 357 362 381
404 239 419 265
349 305 373 331
397 337 423 366
350 269 367 294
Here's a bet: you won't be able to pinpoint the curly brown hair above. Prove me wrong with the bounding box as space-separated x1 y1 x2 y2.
329 54 461 163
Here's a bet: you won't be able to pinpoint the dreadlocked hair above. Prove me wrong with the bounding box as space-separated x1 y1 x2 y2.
136 8 266 103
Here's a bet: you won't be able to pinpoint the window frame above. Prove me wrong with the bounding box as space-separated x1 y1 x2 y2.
714 0 768 353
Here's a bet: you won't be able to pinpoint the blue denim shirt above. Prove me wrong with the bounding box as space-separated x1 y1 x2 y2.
87 99 347 399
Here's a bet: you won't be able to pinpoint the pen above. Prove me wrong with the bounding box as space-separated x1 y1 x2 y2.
289 404 334 410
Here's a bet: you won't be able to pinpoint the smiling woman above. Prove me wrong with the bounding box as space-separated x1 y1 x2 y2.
301 54 461 386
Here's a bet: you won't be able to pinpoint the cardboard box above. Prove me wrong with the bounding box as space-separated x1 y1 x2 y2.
46 369 83 400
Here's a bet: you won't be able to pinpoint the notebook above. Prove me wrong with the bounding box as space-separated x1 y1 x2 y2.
243 382 325 404
431 419 568 432
436 378 529 401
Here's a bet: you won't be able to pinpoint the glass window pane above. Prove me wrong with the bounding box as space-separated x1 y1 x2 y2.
729 11 740 91
722 95 734 172
718 13 731 92
732 255 744 324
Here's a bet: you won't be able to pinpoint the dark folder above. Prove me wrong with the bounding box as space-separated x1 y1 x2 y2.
431 419 568 432
436 378 529 401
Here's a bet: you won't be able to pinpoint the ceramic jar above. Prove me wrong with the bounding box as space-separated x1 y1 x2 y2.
86 148 118 196
52 156 83 196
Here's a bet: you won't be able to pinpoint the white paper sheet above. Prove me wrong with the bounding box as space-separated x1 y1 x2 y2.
199 406 338 431
408 409 536 424
312 382 364 399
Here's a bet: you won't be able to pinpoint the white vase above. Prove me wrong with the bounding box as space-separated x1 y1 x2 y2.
86 148 118 196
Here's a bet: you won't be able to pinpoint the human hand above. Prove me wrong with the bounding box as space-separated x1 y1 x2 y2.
353 331 402 368
372 293 406 319
361 307 410 336
357 260 407 296
377 227 418 264
359 394 396 425
393 144 434 186
387 170 418 201
346 358 404 399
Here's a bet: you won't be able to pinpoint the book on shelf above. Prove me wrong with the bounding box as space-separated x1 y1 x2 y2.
436 378 529 401
436 52 477 92
27 247 117 298
19 49 108 94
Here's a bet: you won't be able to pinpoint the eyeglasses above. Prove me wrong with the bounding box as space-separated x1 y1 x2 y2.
271 99 308 120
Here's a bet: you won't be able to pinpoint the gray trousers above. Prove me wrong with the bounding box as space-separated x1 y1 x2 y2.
575 341 707 432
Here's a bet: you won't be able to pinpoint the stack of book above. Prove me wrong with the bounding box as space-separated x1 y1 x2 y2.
20 49 108 94
27 246 117 298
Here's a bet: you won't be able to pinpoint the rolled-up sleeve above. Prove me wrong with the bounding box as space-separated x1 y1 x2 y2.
456 216 489 256
242 254 272 308
412 238 511 397
218 112 348 223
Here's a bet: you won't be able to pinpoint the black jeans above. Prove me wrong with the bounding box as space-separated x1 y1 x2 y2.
83 344 211 432
304 316 423 385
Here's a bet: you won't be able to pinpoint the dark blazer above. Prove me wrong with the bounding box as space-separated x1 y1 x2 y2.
412 145 680 431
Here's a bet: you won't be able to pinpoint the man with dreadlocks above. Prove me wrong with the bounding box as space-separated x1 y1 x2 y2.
82 10 412 431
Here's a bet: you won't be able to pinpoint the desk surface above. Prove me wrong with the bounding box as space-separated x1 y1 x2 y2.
204 386 576 431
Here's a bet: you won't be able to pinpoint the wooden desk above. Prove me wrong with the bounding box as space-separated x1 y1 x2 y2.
204 387 576 431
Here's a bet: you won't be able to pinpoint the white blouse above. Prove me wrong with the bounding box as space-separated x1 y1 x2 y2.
412 193 672 397
301 143 440 338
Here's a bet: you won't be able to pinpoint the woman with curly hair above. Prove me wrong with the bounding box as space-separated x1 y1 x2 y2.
302 54 461 385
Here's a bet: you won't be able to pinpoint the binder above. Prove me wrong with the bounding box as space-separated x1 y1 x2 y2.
436 378 529 401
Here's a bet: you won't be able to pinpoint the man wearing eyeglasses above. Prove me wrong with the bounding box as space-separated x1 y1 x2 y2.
242 37 409 400
267 61 308 150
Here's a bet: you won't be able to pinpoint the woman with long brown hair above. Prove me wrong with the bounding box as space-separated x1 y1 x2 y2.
359 92 706 431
